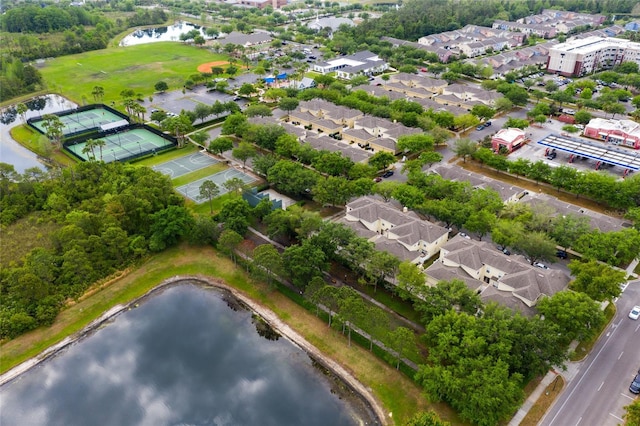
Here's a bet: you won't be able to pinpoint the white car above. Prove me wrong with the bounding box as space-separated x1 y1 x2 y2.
534 262 549 269
629 306 640 320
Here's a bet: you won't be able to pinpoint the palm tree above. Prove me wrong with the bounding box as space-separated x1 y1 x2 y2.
91 86 104 102
95 139 106 161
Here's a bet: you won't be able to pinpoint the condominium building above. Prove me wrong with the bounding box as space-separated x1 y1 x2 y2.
546 36 640 76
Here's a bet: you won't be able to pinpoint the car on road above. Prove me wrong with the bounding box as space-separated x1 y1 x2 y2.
630 306 640 320
484 121 492 127
476 124 485 131
382 170 394 178
630 371 640 394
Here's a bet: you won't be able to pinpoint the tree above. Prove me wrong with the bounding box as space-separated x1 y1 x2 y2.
574 110 592 124
91 86 104 102
453 138 477 163
550 214 591 251
223 177 247 196
218 229 243 264
16 103 28 123
513 231 556 265
537 290 605 344
154 81 169 92
149 206 194 252
232 141 256 168
279 97 299 120
406 411 451 426
191 130 209 146
252 244 283 287
504 117 529 129
208 136 233 155
568 259 625 302
397 134 435 155
238 83 256 97
216 197 251 235
245 104 272 117
363 250 400 292
282 240 328 289
396 261 426 299
313 176 353 206
198 180 219 214
470 104 496 121
368 151 396 171
464 209 496 240
385 326 418 369
491 219 524 250
161 115 193 147
41 114 64 147
275 133 300 158
453 113 480 131
624 399 640 426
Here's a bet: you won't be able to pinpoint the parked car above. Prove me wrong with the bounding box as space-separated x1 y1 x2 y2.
630 371 640 394
485 121 492 127
556 250 568 259
630 306 640 320
476 124 485 131
373 177 382 183
534 262 549 269
382 170 394 178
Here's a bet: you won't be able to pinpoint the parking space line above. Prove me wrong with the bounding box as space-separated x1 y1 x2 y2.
621 393 635 401
609 413 623 421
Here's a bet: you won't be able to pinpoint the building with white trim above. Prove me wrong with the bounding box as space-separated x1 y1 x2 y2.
312 51 389 79
491 128 526 153
583 118 640 149
546 36 640 77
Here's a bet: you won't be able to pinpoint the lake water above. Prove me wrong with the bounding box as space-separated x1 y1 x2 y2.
120 21 212 46
0 282 378 426
0 94 76 173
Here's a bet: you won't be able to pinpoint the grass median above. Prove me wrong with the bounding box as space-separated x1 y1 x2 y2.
0 245 461 425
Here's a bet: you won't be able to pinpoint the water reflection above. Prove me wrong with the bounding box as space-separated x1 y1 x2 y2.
120 21 212 47
0 94 76 172
0 283 376 426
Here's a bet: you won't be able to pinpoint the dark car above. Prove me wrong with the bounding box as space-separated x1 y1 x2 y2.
556 250 568 259
382 170 394 178
476 124 485 131
485 121 492 127
630 371 640 394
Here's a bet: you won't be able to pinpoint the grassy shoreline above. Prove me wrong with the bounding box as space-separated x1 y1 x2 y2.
0 245 461 425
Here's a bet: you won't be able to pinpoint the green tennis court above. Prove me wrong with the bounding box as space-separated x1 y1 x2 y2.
66 128 175 163
31 107 125 136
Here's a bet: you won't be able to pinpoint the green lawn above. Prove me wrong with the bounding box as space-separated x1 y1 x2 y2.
39 43 226 105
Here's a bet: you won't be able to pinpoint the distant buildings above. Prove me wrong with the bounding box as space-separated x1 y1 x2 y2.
546 36 640 76
583 118 640 149
417 24 525 59
312 50 389 80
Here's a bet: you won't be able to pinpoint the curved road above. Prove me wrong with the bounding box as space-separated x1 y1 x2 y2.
541 280 640 426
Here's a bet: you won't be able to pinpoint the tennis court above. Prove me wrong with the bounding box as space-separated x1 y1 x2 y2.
31 107 125 136
175 168 257 203
152 152 219 178
66 128 175 163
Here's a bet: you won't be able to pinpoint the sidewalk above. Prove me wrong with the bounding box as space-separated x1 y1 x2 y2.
509 341 582 425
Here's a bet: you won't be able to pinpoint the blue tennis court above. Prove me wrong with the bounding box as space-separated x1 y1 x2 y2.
175 168 257 203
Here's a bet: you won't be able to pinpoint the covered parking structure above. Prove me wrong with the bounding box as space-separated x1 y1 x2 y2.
537 134 640 176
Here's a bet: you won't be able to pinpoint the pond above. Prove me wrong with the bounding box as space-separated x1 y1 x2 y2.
0 282 379 426
0 94 76 173
120 21 212 46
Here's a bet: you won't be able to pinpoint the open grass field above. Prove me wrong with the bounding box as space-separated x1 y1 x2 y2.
0 245 463 425
39 42 227 105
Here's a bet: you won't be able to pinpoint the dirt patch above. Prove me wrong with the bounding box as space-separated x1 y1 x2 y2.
197 61 230 73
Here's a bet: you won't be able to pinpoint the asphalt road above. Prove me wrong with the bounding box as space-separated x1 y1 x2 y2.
541 280 640 426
